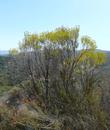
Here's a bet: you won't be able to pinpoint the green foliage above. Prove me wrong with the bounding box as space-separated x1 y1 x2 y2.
79 50 106 65
9 48 19 56
0 56 12 86
81 36 97 50
19 26 80 49
0 86 13 96
19 32 40 50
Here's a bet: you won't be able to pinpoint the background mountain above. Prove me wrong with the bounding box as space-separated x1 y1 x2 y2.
0 50 9 55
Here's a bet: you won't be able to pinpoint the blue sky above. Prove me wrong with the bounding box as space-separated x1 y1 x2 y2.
0 0 110 50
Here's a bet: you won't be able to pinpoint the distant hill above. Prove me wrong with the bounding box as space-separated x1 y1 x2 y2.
0 50 9 55
0 49 110 56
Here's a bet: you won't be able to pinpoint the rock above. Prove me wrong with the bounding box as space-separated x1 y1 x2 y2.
0 87 62 130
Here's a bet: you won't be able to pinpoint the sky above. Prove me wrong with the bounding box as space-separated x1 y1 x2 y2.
0 0 110 50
